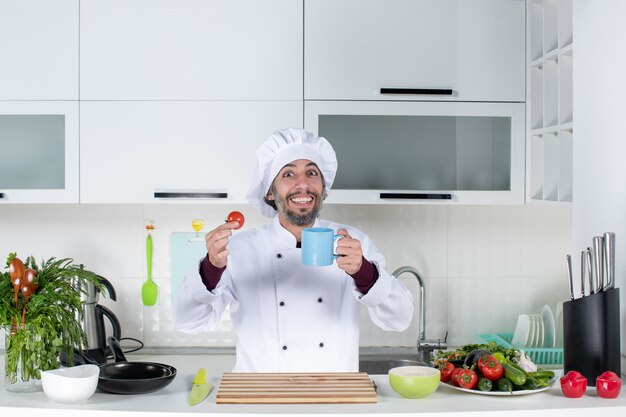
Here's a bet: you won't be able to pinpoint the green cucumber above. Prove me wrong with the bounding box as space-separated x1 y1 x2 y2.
502 363 527 386
495 378 513 393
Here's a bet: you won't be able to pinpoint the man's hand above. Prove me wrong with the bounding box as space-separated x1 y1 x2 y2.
335 228 363 275
205 221 241 268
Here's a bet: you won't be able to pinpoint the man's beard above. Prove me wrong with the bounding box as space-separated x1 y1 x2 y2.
273 189 324 227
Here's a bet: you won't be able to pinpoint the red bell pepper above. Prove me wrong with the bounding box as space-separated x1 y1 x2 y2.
560 370 587 398
596 371 622 399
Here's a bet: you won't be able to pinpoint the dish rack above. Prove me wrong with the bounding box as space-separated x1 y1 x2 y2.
476 333 563 365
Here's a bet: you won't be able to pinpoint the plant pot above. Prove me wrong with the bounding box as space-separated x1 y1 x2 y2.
4 325 42 392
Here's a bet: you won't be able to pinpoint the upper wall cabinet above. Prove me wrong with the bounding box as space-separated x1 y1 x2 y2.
80 101 302 203
0 0 78 100
0 101 79 203
305 0 525 102
80 0 302 101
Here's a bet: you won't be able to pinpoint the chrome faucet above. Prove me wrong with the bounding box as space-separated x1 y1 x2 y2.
392 266 447 362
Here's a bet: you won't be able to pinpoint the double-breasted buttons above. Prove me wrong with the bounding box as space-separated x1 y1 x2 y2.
276 253 282 258
282 345 288 350
279 301 285 307
317 297 323 303
319 342 324 348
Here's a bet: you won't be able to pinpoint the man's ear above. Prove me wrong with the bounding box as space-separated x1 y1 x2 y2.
266 189 274 201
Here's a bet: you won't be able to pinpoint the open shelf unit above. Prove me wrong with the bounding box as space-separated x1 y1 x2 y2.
527 0 573 203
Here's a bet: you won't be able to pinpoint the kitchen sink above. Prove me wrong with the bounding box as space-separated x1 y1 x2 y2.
358 354 430 375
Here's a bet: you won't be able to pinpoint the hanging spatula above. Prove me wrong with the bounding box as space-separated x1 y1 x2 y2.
142 222 158 306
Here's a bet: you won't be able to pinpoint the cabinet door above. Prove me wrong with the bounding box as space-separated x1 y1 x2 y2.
305 101 525 205
80 0 302 100
80 101 302 203
0 101 79 203
305 0 525 102
0 0 78 100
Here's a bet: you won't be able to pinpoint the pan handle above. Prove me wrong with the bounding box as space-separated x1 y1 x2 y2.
107 336 128 363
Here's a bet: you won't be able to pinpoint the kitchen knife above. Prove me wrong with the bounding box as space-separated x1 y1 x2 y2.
592 236 604 293
603 232 615 290
566 254 574 300
586 248 593 295
188 368 212 406
580 251 586 297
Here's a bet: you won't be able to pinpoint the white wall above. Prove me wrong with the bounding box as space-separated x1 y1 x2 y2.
0 203 570 349
573 0 626 370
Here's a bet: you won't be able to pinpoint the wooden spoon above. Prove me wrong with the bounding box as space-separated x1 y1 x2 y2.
20 269 38 329
9 257 25 306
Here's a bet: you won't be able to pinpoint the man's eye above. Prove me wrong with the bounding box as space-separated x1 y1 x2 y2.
307 170 319 176
282 172 294 178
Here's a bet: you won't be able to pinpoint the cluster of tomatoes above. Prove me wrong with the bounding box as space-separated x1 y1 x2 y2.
560 370 622 399
439 355 503 390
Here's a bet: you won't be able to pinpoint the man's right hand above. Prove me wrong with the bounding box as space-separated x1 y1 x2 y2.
205 220 241 268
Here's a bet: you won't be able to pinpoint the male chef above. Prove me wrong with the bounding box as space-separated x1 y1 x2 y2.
173 128 413 372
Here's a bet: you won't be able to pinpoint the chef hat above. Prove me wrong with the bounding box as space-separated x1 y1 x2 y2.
246 128 337 218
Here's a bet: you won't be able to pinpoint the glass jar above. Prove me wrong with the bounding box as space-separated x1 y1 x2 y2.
4 325 42 392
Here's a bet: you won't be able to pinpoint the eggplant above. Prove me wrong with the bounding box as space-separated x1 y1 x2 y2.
463 349 491 367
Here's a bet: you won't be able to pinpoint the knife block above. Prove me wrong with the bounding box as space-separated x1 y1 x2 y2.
562 288 621 385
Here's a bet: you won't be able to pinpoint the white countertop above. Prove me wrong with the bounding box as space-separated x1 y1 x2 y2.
1 353 625 417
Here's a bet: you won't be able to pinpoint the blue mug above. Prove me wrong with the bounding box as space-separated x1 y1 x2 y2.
301 227 342 266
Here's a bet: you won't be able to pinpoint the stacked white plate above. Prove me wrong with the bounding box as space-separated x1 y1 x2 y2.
511 305 557 348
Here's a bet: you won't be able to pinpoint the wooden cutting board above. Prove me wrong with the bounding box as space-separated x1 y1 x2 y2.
216 372 378 404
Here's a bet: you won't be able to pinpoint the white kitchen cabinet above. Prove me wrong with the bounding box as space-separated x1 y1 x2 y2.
80 101 302 203
305 0 525 102
0 0 78 100
527 0 573 203
305 101 525 205
80 0 302 101
0 101 79 203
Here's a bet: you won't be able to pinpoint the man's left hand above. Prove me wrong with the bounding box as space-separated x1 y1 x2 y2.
335 229 363 275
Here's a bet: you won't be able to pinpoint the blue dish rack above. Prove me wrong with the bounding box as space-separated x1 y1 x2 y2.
476 333 564 365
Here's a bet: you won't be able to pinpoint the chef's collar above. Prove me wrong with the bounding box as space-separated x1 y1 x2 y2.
271 216 320 248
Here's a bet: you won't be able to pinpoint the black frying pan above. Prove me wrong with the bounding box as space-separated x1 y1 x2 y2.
98 337 177 395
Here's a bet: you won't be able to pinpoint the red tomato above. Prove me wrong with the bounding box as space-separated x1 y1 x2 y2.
477 355 503 381
456 368 478 390
226 211 245 229
560 370 587 398
451 368 465 386
596 371 622 399
438 362 456 383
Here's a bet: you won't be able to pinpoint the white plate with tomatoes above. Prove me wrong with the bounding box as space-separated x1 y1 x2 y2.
439 376 559 396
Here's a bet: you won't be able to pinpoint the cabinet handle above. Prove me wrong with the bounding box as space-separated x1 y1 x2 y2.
154 191 228 199
380 88 454 96
0 192 5 199
379 193 452 200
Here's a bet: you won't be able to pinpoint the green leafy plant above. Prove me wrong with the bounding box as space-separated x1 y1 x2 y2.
1 254 103 384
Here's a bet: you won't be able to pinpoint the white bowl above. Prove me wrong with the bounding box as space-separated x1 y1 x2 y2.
41 364 100 403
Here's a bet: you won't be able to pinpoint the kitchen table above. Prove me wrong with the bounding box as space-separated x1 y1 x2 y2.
1 352 625 417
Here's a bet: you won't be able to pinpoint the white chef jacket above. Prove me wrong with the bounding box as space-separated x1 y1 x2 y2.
173 217 414 372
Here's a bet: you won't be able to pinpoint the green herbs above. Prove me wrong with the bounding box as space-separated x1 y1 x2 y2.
435 342 521 365
1 255 103 383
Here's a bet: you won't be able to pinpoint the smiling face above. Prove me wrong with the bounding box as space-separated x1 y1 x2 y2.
266 159 326 229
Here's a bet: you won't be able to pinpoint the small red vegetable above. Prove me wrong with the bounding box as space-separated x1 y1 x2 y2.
560 370 587 398
596 371 622 399
226 211 245 229
477 355 504 381
438 362 455 383
456 368 478 390
451 367 465 386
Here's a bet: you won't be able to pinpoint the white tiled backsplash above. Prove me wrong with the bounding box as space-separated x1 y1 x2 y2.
0 204 571 348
